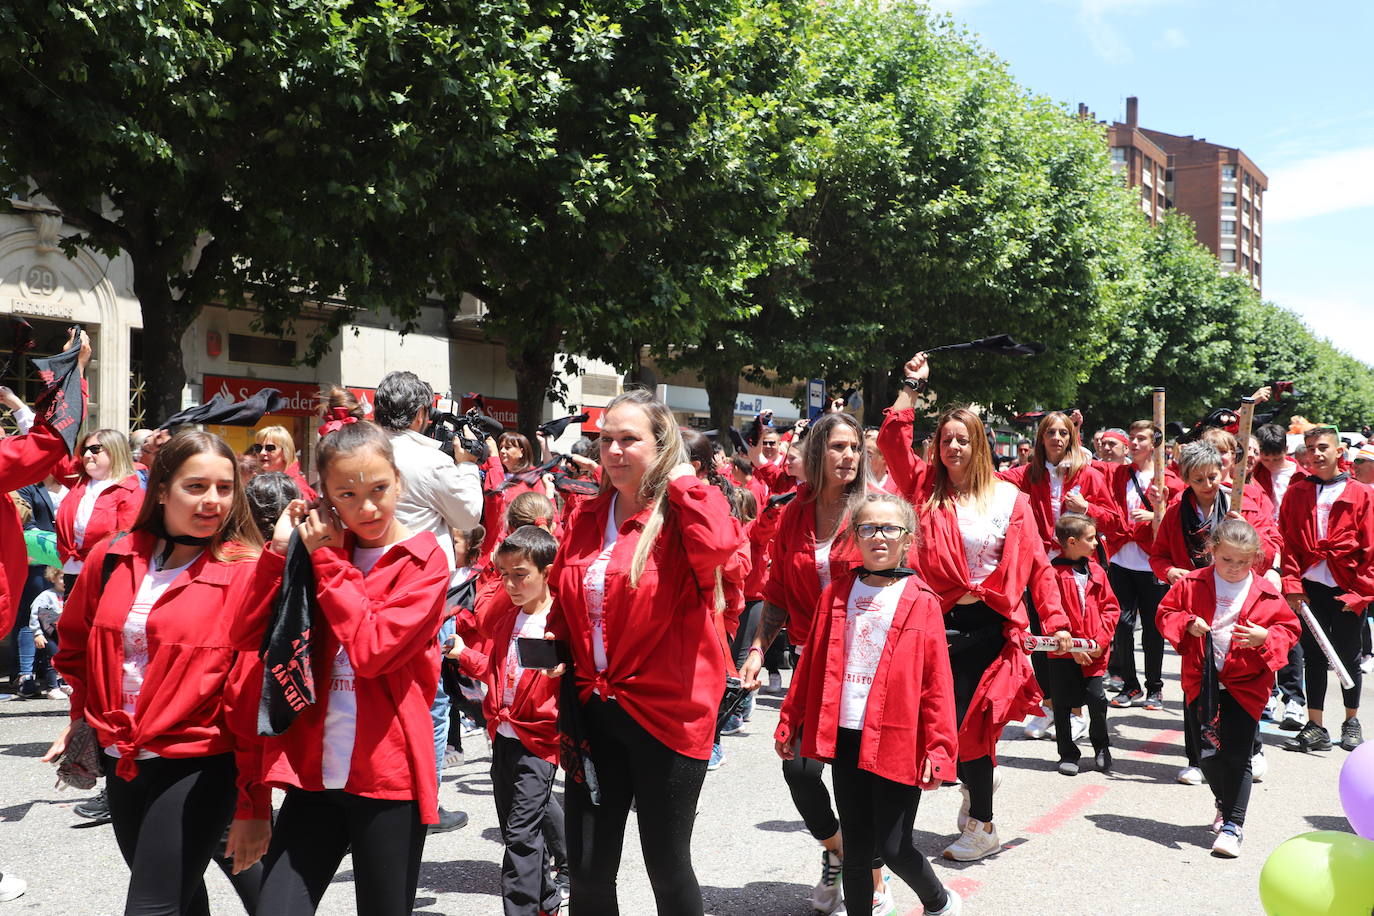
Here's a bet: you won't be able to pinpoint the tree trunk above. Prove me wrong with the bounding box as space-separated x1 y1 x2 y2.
506 329 559 461
861 365 893 428
703 362 740 452
131 272 194 428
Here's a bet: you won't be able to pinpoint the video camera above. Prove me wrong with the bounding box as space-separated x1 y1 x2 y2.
425 395 506 461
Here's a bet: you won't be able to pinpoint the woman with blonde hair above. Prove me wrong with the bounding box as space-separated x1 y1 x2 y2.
255 425 315 501
55 428 144 591
547 388 742 915
876 353 1067 863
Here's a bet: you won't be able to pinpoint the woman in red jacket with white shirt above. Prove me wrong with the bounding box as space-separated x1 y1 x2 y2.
738 410 874 914
48 430 270 916
777 492 961 916
546 388 743 916
236 417 449 916
55 427 144 591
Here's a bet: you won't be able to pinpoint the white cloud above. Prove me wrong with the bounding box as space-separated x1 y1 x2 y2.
1264 145 1374 224
1267 291 1374 362
1072 0 1186 63
1158 27 1188 48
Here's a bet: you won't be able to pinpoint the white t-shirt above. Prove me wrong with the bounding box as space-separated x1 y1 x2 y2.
815 537 836 592
1073 568 1089 613
1111 466 1155 573
956 482 1018 585
1211 571 1252 671
583 495 619 673
107 552 198 759
837 579 903 730
1046 462 1064 522
1303 478 1347 588
496 607 550 740
321 538 406 790
1269 463 1297 521
63 477 115 574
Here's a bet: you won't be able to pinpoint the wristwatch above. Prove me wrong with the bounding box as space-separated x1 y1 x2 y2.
901 377 927 393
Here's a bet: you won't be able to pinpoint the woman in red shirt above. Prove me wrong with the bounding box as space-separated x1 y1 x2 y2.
48 430 269 916
256 425 316 502
547 389 742 916
55 428 143 591
236 418 449 916
482 431 551 547
739 410 876 913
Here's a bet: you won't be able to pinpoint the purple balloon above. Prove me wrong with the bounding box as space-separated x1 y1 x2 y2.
1339 741 1374 839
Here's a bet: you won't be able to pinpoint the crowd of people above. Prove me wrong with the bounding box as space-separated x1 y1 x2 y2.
2 335 1372 916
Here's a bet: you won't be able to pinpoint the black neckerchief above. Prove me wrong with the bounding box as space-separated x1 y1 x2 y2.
857 566 917 580
1182 489 1227 569
1051 556 1090 574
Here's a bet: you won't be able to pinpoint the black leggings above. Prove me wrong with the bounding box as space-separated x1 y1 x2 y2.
831 729 949 915
565 696 708 916
102 752 240 916
1108 565 1166 694
1195 689 1259 827
947 601 1005 823
1047 658 1110 762
1302 581 1364 713
257 788 426 916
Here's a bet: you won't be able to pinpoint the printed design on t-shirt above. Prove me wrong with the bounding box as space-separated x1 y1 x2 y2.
845 593 888 681
584 546 615 635
966 506 1013 576
330 644 355 693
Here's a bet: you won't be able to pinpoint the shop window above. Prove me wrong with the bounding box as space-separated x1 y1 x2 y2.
228 333 296 367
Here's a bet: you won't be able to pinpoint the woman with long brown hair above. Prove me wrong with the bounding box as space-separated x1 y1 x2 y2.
877 353 1068 863
47 430 270 915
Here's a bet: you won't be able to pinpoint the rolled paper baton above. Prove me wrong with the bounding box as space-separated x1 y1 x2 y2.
1298 602 1355 690
1023 635 1099 653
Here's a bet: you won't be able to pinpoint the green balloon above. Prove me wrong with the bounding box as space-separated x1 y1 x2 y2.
1260 831 1374 915
23 529 60 568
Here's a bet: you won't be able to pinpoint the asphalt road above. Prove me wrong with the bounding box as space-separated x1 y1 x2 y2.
0 648 1363 916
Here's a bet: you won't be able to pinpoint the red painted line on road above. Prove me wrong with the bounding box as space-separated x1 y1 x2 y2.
1130 728 1183 760
1025 784 1108 835
903 876 982 915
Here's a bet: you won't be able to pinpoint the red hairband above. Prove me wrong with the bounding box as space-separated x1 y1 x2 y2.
535 516 549 528
1100 430 1128 446
318 407 359 438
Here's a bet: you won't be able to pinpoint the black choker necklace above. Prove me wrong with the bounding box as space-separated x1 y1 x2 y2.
858 566 916 580
155 533 211 571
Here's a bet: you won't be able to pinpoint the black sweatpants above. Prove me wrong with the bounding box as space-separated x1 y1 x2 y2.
492 734 561 916
830 729 949 916
565 696 708 916
947 601 1005 823
1107 565 1166 695
257 788 426 916
1195 689 1260 828
1047 658 1110 763
1276 641 1306 706
102 752 240 916
1302 581 1364 713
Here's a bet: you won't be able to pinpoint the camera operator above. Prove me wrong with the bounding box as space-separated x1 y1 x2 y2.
374 371 484 835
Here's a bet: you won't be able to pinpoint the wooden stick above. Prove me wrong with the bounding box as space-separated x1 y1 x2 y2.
1231 396 1256 514
1152 388 1166 532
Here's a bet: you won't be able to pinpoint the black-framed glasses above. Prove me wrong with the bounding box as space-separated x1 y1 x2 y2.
81 443 104 456
856 523 908 540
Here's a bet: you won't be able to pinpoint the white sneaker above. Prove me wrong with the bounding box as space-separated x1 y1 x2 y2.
1177 766 1204 786
0 873 26 902
1362 655 1374 674
1211 809 1224 834
1070 713 1088 743
1281 699 1306 730
871 884 896 916
1023 714 1050 740
442 746 464 769
1211 824 1242 858
1251 751 1267 783
926 888 962 916
1263 693 1281 720
46 687 67 701
956 766 1002 831
942 817 1001 861
810 850 843 914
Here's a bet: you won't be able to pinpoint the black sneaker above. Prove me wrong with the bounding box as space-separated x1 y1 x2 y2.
1142 691 1165 711
1104 676 1125 693
1282 721 1332 753
1341 717 1364 752
1094 748 1113 775
428 807 469 834
74 789 111 825
13 677 41 700
1110 689 1144 709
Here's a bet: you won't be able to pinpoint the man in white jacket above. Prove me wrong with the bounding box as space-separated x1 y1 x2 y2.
375 370 484 833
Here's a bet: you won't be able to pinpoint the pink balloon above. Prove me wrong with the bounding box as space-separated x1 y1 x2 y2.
1339 741 1374 839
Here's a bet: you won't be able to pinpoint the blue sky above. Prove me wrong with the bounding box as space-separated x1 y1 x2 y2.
928 0 1374 359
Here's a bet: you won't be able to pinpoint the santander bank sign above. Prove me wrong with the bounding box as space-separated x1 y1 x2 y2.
203 375 375 419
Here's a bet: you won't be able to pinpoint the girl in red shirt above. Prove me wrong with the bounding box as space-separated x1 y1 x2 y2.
55 427 144 591
777 492 961 916
482 431 551 546
238 417 449 916
546 388 742 916
48 430 269 915
738 410 877 913
1156 518 1300 857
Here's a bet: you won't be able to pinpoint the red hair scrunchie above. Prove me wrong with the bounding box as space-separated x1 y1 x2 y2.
318 406 359 438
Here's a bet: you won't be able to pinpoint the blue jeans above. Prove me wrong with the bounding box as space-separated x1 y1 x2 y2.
432 618 457 792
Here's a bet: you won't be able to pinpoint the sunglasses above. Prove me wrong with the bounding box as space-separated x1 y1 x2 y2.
81 443 104 456
260 443 280 453
856 523 909 541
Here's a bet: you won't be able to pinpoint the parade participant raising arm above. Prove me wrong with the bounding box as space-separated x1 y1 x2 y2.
545 388 743 916
236 414 449 916
48 430 269 915
777 493 961 916
738 410 877 914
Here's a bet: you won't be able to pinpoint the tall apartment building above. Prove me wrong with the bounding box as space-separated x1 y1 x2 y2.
1098 96 1267 293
